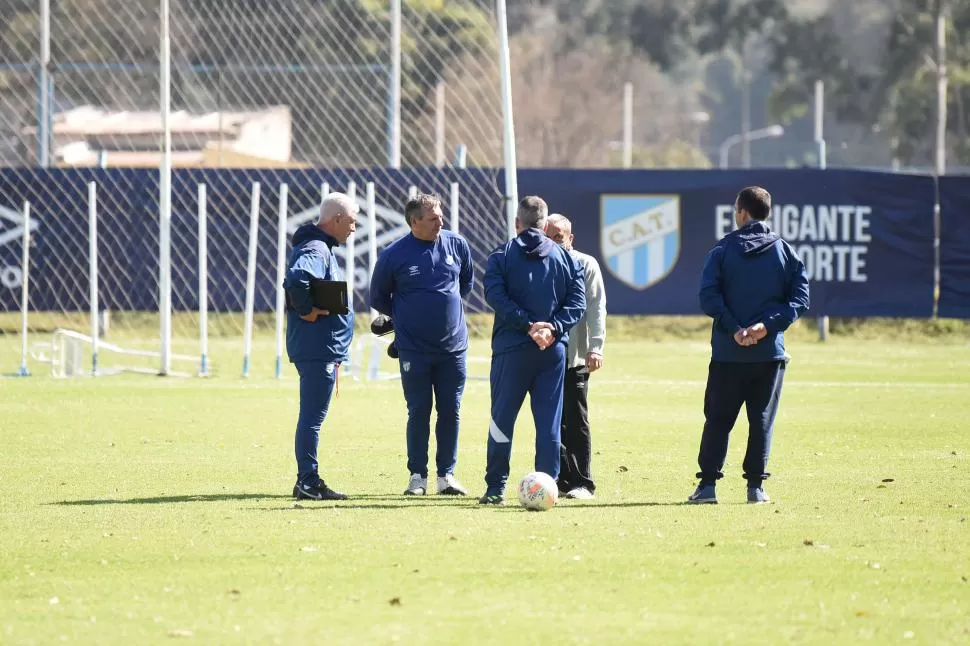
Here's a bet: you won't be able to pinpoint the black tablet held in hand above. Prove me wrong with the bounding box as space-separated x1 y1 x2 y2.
309 279 350 315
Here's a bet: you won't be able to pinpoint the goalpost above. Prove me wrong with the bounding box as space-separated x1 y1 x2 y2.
22 180 198 378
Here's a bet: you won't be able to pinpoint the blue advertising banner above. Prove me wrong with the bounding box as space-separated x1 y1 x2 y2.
938 177 970 319
0 167 943 318
0 168 503 315
516 169 937 317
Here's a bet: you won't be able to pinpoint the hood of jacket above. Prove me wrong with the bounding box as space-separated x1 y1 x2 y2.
514 227 558 259
292 223 337 248
735 220 780 255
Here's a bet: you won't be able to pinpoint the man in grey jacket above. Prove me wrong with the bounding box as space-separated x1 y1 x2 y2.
545 214 606 499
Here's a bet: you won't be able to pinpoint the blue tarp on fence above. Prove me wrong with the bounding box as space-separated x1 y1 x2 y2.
0 167 964 318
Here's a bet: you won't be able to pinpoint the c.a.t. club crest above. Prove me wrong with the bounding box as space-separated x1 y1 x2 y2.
600 194 680 290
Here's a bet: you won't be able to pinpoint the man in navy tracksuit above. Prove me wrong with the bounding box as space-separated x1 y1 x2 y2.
370 193 474 497
688 186 810 505
480 196 586 505
283 192 358 501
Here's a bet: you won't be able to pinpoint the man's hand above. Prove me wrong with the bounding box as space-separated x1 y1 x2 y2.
530 328 554 350
529 322 555 350
529 321 553 336
300 307 330 323
734 328 757 347
586 352 604 372
734 323 768 346
746 322 768 342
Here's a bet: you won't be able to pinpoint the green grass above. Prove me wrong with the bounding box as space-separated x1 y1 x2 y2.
1 331 969 645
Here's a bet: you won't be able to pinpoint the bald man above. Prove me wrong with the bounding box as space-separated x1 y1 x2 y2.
545 214 607 499
283 192 358 501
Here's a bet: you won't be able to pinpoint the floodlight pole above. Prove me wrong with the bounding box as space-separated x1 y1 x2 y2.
38 0 51 167
159 0 173 375
388 0 402 168
496 0 518 240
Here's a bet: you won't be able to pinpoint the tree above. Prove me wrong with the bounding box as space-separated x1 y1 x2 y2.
765 0 970 168
0 0 500 166
505 17 705 168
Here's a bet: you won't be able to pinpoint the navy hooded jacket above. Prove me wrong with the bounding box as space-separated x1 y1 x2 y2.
369 230 474 356
283 223 354 364
484 228 586 355
700 219 810 363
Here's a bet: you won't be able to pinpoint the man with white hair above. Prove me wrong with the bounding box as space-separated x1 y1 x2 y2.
479 196 586 505
544 214 607 500
283 192 358 501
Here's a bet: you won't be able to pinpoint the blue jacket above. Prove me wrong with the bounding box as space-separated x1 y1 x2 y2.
369 230 474 356
484 228 586 355
700 220 810 363
283 223 355 364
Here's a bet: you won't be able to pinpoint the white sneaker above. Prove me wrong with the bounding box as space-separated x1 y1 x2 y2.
565 487 594 500
436 474 468 496
403 473 427 496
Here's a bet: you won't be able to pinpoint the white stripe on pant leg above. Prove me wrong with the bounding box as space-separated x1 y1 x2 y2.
489 419 510 443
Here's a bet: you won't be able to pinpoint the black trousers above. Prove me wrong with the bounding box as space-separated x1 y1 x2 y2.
697 360 787 488
558 365 595 493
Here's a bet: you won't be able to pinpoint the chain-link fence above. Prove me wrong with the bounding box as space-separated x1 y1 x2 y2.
0 0 507 375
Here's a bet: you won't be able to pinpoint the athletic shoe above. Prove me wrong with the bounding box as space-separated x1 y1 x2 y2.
565 486 594 500
295 478 348 501
403 473 427 496
437 474 468 496
747 487 771 504
687 483 717 504
478 493 504 505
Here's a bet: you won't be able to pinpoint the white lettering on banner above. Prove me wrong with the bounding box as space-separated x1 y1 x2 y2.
0 204 39 290
855 207 872 242
714 203 873 283
602 201 678 258
715 205 734 239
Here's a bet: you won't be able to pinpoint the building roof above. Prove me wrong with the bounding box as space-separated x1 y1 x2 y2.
23 105 289 137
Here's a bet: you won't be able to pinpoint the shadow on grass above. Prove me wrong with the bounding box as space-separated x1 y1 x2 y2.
271 497 479 511
54 495 726 509
52 493 292 506
268 500 695 511
499 501 692 510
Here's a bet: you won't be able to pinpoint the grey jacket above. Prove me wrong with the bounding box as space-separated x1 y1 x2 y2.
567 249 606 369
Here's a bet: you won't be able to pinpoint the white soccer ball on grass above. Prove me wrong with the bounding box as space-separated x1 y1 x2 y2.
518 471 558 511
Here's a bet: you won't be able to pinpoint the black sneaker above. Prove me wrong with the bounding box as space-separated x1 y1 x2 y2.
478 493 504 505
295 478 349 501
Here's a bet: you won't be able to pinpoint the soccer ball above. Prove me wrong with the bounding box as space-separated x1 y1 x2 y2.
518 472 558 511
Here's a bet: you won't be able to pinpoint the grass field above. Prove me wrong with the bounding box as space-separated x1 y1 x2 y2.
1 324 969 645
